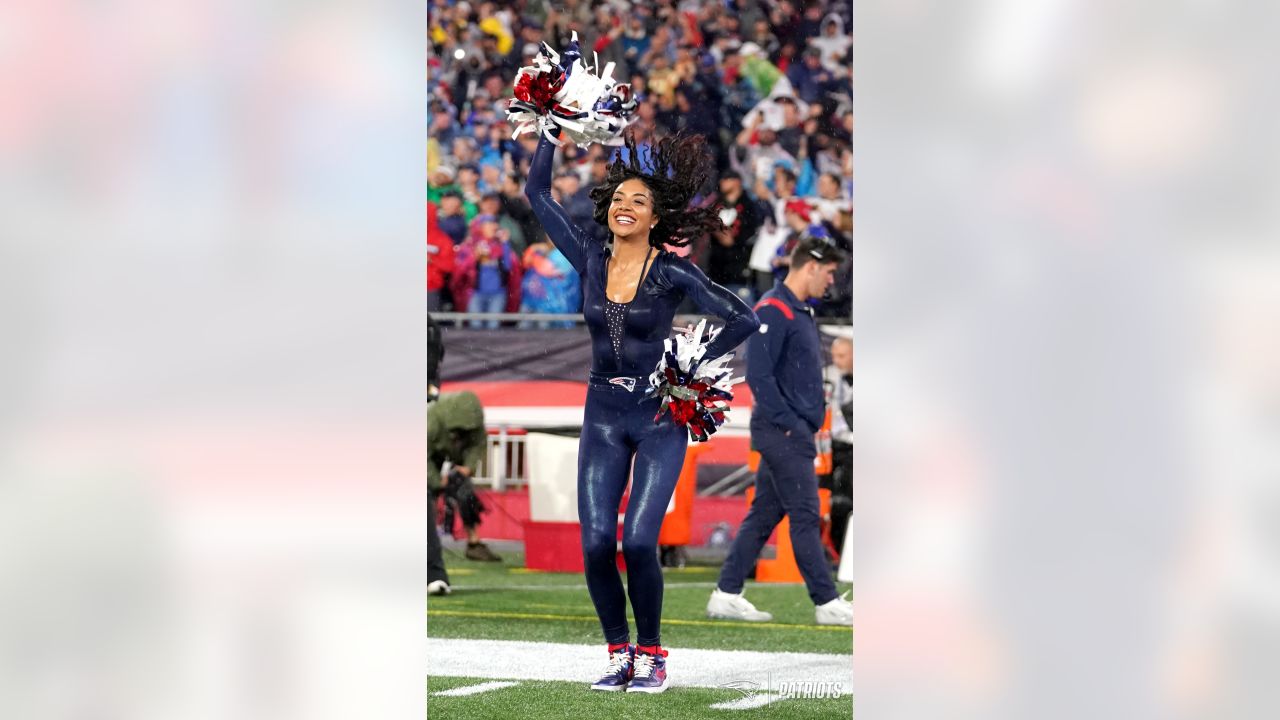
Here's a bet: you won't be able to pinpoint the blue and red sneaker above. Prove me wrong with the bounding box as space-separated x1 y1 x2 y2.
590 643 634 692
626 645 669 693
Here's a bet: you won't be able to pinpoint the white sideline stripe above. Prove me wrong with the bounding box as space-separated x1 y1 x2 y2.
428 638 851 695
710 693 788 710
432 680 521 697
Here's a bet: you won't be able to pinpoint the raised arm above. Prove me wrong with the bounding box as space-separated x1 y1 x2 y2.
665 258 761 361
523 134 593 274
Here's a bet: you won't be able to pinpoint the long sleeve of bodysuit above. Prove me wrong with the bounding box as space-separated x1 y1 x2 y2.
665 258 761 361
524 135 595 274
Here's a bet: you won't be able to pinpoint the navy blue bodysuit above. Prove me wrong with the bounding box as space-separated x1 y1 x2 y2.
526 135 759 647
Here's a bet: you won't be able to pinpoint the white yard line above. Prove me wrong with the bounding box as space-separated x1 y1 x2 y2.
431 680 521 697
709 693 789 710
427 638 851 695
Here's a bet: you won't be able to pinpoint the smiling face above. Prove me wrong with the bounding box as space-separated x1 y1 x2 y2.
608 178 658 241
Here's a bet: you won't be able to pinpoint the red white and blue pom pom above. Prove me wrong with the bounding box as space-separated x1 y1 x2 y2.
646 319 742 443
506 31 638 147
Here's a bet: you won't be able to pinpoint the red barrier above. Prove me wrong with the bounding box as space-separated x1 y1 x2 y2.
522 521 583 572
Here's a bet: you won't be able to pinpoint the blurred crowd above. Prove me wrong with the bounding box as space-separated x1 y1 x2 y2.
427 0 853 321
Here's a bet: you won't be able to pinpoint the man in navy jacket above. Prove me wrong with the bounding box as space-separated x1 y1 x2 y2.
707 236 853 627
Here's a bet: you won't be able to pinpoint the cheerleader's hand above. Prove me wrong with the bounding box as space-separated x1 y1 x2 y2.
561 33 581 72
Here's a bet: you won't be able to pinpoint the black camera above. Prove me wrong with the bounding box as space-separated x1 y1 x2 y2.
439 466 487 534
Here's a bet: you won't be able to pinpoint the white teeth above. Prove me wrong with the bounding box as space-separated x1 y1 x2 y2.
616 216 635 225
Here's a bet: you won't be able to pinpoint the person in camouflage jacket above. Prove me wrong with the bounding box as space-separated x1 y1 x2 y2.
428 391 501 562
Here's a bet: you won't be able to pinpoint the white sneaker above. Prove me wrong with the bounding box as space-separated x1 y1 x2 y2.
815 591 852 626
428 580 452 596
706 589 774 622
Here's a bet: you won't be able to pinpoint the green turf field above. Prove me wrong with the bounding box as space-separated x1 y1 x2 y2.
427 549 852 718
429 551 851 654
427 675 852 719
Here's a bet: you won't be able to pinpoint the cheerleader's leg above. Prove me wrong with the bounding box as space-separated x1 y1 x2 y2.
578 388 635 644
622 420 688 647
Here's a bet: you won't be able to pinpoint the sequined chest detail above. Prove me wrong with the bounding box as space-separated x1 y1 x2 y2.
601 248 655 363
604 300 627 360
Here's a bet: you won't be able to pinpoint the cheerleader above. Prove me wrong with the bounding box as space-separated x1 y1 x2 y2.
525 129 758 693
507 33 759 692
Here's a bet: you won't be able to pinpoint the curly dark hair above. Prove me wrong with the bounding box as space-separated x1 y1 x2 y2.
588 131 723 249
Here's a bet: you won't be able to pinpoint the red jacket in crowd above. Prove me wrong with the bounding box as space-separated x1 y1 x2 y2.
427 202 455 292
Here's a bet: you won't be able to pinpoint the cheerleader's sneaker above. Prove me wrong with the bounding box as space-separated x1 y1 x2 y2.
589 643 634 692
626 646 669 693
